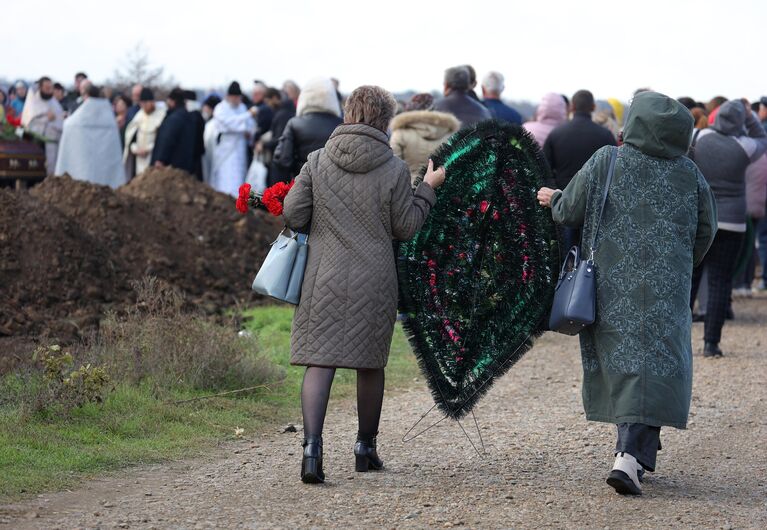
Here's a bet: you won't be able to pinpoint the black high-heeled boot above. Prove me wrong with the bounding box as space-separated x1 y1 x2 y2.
354 433 384 472
301 436 325 484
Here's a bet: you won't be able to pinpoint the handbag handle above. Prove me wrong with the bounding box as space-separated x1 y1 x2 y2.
588 147 618 261
559 245 581 279
271 227 309 245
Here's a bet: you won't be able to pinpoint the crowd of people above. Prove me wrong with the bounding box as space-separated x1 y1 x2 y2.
3 66 767 355
3 64 767 496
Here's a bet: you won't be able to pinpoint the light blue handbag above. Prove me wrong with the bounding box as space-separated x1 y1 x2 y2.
252 228 308 305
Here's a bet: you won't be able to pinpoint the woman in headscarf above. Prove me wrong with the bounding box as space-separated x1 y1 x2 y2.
283 85 445 484
523 92 567 148
389 93 459 185
537 92 717 496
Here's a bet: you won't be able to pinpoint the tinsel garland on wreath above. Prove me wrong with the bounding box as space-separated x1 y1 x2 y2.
398 120 559 419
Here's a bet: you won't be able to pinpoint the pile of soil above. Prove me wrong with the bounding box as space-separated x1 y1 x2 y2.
0 168 282 346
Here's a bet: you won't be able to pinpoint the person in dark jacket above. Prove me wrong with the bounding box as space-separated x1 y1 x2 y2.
151 87 197 174
257 87 296 185
251 81 273 142
481 71 523 125
543 89 617 255
690 99 767 357
273 78 342 180
433 66 492 128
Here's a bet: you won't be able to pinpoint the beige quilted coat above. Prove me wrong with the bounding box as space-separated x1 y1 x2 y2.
283 123 436 369
389 110 459 184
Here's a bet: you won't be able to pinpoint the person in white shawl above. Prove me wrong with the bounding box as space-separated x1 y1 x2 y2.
209 82 256 196
201 95 222 186
54 86 126 188
123 87 166 178
21 76 64 176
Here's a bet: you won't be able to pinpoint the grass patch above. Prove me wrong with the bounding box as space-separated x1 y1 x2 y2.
0 306 417 499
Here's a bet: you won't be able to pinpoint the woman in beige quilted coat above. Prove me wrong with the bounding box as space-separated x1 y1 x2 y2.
283 85 445 484
390 93 459 184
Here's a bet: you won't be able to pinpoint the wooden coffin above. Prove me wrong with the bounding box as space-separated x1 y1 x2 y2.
0 139 46 188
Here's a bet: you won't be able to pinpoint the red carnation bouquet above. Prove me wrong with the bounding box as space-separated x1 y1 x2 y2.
236 181 295 217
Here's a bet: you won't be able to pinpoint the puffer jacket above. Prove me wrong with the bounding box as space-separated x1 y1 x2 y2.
694 101 767 227
746 154 767 218
390 110 459 184
283 123 436 369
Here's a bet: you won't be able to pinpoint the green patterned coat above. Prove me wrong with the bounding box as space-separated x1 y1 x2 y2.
550 92 717 428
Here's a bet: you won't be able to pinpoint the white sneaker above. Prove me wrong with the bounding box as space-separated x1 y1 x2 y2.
732 287 753 299
606 452 643 495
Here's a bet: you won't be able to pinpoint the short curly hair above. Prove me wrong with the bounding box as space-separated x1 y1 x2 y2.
344 85 397 132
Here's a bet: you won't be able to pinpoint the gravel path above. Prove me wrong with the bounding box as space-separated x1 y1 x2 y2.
3 297 766 529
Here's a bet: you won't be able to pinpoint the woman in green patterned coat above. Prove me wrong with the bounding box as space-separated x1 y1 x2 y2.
537 91 717 495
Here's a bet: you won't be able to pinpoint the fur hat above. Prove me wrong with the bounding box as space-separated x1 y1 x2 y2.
168 87 185 105
227 82 242 96
139 87 154 102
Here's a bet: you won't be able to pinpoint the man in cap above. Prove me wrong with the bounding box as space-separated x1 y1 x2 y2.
151 87 197 173
209 81 256 196
123 87 167 178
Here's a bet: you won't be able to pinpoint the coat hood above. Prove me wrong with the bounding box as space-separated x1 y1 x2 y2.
535 92 567 123
711 100 745 136
325 123 393 173
390 110 459 141
296 77 341 118
622 91 693 159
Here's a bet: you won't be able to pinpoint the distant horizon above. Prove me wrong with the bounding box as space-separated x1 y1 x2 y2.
3 0 764 105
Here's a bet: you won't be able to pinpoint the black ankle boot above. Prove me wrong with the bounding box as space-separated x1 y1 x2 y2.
301 436 325 484
354 433 384 472
704 342 723 358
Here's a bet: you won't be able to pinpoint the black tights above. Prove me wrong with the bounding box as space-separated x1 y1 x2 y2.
300 366 385 439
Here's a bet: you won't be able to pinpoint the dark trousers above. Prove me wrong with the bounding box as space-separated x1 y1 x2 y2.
691 230 745 344
616 423 662 471
758 215 767 283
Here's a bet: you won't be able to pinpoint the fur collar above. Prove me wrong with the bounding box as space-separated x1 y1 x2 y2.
390 110 460 132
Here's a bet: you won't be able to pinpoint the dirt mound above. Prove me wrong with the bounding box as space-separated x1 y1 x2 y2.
1 169 281 345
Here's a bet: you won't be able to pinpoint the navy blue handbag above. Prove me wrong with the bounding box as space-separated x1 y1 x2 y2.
549 147 617 335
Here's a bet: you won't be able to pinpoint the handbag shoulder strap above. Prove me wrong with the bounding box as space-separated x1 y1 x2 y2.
589 147 618 260
688 128 702 161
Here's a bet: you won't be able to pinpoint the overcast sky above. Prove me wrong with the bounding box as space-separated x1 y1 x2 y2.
3 0 763 103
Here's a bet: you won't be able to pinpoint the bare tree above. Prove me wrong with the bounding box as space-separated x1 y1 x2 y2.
110 43 176 93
